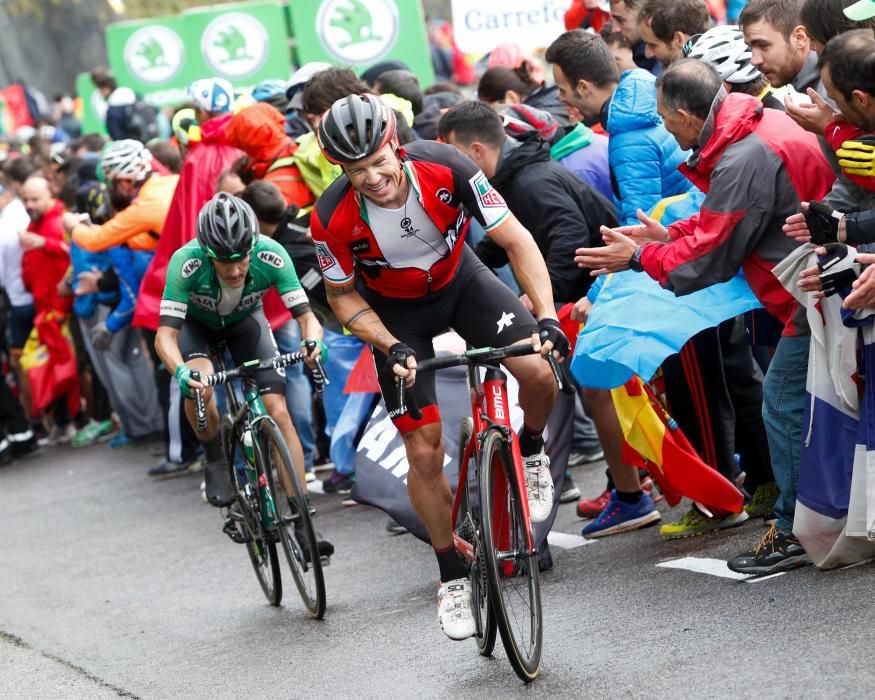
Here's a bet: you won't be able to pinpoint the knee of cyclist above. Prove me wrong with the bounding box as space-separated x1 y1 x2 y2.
403 427 444 473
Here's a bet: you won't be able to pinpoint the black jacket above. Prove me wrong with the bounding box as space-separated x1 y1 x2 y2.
475 134 618 303
524 84 569 127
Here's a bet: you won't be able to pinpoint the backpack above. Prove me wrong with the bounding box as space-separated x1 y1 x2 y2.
124 99 159 143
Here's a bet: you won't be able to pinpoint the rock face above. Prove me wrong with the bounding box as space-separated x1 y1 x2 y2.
0 0 115 99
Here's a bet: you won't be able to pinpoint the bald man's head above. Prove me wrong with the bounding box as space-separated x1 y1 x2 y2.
20 177 54 220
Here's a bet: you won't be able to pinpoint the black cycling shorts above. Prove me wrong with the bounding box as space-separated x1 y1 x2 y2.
178 310 285 395
366 247 537 434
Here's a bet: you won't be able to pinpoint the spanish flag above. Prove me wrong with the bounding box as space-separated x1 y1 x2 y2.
612 376 743 514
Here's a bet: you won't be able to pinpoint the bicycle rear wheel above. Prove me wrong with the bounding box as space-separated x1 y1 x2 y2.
221 416 281 606
455 418 497 657
257 418 326 619
479 428 543 682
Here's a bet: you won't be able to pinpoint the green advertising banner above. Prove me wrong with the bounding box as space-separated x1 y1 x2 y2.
182 2 292 85
104 1 291 110
105 14 191 108
75 72 108 136
289 0 434 87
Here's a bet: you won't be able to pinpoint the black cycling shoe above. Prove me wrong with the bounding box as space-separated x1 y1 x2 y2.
294 527 335 561
205 459 236 507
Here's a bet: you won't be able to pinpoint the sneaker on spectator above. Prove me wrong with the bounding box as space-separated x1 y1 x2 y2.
659 504 748 540
109 431 131 448
744 482 779 519
568 448 605 466
386 518 408 535
559 474 581 503
48 423 77 446
8 430 38 459
148 457 204 479
577 488 611 519
640 475 664 504
322 472 355 494
581 490 661 538
72 420 116 448
305 470 316 483
727 524 810 575
437 578 475 641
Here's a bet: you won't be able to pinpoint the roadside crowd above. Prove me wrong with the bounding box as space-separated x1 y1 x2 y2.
2 0 875 577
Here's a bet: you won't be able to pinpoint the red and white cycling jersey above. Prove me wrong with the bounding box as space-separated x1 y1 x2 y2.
310 141 510 299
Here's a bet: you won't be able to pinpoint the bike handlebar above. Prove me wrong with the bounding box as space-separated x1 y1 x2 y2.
396 343 569 421
189 352 328 433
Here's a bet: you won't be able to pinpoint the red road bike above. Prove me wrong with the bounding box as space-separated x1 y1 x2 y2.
400 343 565 682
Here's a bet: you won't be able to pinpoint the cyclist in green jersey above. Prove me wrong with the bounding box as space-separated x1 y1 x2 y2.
155 192 325 512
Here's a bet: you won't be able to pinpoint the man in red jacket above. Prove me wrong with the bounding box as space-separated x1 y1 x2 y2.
19 176 79 436
19 177 70 316
576 59 836 576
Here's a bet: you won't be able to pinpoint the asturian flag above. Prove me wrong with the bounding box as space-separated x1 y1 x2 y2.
774 247 875 568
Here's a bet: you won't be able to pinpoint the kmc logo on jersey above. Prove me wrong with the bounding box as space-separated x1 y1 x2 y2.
257 250 285 269
201 12 269 78
181 258 202 278
316 0 399 64
124 26 185 85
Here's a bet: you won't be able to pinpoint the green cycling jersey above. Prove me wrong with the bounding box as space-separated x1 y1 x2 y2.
159 236 310 330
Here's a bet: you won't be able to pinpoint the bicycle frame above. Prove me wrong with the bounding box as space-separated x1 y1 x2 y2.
214 355 277 529
451 362 535 564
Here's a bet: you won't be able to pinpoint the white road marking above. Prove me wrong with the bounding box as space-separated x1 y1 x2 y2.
308 480 324 495
547 531 595 549
657 556 785 582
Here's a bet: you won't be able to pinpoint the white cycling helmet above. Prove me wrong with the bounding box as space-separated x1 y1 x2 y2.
188 77 234 115
686 25 762 85
99 139 152 181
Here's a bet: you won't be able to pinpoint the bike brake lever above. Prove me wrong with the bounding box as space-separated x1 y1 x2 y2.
546 353 572 394
190 370 208 433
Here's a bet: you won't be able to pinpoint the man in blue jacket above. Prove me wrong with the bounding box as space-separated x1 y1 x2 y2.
546 30 691 226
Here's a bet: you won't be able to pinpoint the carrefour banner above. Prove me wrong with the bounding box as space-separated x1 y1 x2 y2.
290 0 434 87
104 1 290 108
451 0 572 54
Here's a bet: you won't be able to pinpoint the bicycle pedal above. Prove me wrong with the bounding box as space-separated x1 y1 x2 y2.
222 518 250 544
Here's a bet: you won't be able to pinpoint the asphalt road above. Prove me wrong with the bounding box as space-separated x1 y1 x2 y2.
2 441 874 698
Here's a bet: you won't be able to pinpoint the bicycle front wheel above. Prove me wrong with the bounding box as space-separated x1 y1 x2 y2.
222 416 281 606
456 418 496 657
479 428 543 682
257 418 326 619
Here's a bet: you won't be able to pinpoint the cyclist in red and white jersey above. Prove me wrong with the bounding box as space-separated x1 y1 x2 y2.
311 94 567 641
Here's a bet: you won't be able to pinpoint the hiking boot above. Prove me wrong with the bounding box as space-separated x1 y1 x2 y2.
559 474 581 503
581 490 661 538
727 524 810 575
148 457 204 479
568 448 605 466
744 482 780 519
660 504 748 540
523 450 553 523
322 471 355 494
437 578 475 641
204 459 236 507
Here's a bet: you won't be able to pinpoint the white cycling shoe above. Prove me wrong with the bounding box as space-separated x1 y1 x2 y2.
523 451 554 523
438 578 475 641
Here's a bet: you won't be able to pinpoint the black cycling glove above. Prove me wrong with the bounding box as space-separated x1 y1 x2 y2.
817 243 861 297
805 201 843 245
538 318 570 357
385 342 416 377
